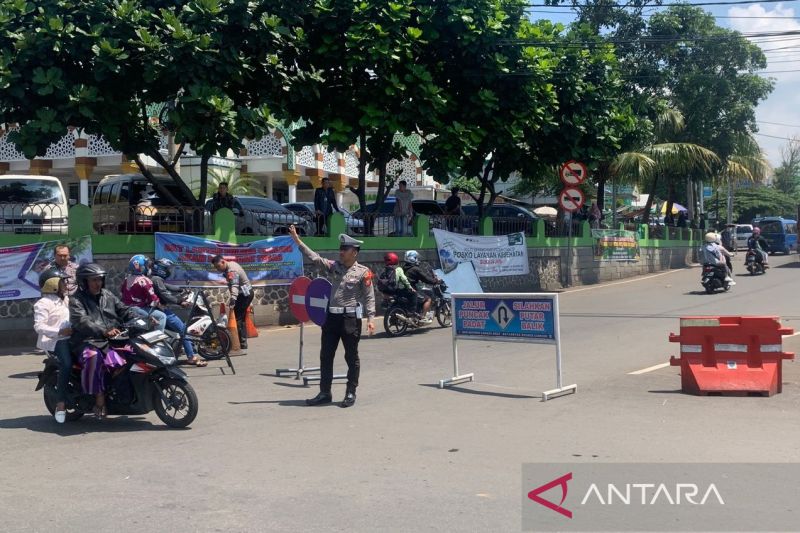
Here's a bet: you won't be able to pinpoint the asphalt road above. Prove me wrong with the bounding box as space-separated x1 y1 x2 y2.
2 253 799 532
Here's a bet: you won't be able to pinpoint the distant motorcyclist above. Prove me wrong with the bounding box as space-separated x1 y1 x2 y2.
403 250 439 323
149 258 207 367
377 252 416 309
715 233 734 279
700 232 734 284
69 263 141 418
121 255 167 331
747 227 769 267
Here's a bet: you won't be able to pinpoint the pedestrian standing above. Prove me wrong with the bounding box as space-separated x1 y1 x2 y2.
50 244 78 295
209 182 235 214
288 224 375 408
313 177 340 236
392 180 414 236
211 255 254 351
444 187 462 232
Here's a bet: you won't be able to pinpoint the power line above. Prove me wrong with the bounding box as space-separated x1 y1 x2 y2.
755 132 798 141
528 10 800 19
759 120 800 128
524 0 797 8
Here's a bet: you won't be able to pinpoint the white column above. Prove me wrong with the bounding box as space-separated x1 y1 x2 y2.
289 184 297 203
80 180 89 206
266 175 274 199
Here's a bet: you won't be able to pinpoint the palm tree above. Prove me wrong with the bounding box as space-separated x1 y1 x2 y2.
612 109 719 225
195 167 265 199
720 133 770 224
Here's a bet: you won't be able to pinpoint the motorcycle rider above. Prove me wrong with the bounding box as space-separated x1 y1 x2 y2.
148 258 208 367
34 268 72 423
715 233 735 280
747 227 770 267
121 254 167 331
403 250 439 323
701 232 734 284
69 263 142 418
378 252 416 311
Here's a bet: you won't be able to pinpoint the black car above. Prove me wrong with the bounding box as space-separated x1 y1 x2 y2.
462 204 538 236
352 198 446 235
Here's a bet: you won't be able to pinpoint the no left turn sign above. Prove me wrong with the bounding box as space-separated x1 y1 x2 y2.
558 187 585 212
559 160 588 185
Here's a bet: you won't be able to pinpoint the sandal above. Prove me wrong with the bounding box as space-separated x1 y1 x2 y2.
187 358 208 367
93 405 107 419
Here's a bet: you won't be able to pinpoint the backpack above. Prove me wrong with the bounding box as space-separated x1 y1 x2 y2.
377 266 398 294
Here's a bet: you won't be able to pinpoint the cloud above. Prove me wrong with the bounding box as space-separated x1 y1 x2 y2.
726 3 800 166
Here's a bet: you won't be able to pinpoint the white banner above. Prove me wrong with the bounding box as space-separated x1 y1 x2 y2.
0 236 92 301
433 228 529 277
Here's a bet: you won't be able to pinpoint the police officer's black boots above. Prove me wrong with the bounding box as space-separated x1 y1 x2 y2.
306 391 332 406
340 390 356 408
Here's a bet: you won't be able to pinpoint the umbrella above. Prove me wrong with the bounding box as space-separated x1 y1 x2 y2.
660 202 687 214
533 206 558 218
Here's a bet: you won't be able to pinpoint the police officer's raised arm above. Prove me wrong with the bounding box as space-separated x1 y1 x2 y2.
289 224 333 271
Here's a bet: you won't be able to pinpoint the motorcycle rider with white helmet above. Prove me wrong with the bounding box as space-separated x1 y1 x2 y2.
403 250 440 323
701 232 735 285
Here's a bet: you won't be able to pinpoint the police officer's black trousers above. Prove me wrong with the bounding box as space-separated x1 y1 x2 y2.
319 314 361 393
233 292 254 346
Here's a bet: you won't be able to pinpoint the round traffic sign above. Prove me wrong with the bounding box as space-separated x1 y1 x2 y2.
288 276 311 322
558 187 585 213
305 277 333 326
559 160 588 185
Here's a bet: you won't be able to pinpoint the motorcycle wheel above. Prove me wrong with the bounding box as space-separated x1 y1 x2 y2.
43 374 85 422
384 306 409 337
435 300 452 328
704 284 714 294
196 328 231 360
153 378 198 428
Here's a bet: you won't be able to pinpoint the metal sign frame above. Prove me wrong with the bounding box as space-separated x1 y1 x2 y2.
439 293 577 401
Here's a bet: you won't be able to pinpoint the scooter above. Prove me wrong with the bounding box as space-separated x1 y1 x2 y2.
35 319 199 428
701 264 731 294
179 289 234 373
383 281 452 337
745 249 766 275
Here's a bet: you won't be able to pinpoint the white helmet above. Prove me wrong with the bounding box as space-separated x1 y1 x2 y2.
404 250 420 265
705 232 718 243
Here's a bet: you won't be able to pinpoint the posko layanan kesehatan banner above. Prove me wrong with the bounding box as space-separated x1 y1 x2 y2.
0 236 93 301
154 233 303 286
433 228 529 277
591 229 641 262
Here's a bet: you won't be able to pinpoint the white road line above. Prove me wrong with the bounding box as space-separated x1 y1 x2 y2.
787 330 800 338
628 362 671 375
562 268 690 295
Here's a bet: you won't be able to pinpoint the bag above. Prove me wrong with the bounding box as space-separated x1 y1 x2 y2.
377 266 398 294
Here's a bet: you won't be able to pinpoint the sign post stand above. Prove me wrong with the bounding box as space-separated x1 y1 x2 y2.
300 277 347 387
439 293 577 401
277 276 321 379
558 161 588 289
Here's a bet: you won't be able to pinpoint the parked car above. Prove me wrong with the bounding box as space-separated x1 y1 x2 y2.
92 174 199 234
0 175 69 234
733 224 753 251
351 198 446 235
462 203 539 236
755 217 798 255
206 196 310 236
281 202 365 235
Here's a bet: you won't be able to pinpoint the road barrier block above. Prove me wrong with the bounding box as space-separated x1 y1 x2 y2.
669 316 794 396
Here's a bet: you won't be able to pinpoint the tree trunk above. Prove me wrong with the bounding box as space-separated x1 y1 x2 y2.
641 172 660 225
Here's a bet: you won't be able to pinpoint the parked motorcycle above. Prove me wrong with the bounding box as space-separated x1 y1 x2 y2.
383 281 452 337
179 289 234 373
35 319 199 428
701 264 731 294
745 249 766 275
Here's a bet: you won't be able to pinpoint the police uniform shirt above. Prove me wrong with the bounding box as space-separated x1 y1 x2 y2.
223 260 252 300
297 241 376 318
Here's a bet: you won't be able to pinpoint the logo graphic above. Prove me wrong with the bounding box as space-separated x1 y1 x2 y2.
528 472 573 519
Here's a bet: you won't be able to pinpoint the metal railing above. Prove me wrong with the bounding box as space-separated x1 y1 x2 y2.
544 220 582 238
429 215 479 235
0 202 69 234
93 206 208 235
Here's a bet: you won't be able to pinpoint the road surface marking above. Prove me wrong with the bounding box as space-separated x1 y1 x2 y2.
562 268 689 294
628 362 670 375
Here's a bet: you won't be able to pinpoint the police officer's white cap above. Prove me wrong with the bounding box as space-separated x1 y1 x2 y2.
339 234 363 249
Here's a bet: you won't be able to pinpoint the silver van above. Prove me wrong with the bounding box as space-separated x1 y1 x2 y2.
0 175 69 234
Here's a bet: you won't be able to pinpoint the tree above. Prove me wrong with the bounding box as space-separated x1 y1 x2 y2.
772 137 800 195
0 0 303 206
706 186 798 224
198 167 265 198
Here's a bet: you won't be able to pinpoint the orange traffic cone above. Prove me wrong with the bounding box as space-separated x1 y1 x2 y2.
246 305 259 338
226 306 242 353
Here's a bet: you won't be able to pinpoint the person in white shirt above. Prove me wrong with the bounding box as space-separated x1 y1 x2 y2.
33 268 73 423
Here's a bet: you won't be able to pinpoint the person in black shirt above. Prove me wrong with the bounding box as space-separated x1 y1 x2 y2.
403 250 439 323
209 182 235 214
313 177 340 235
444 188 462 232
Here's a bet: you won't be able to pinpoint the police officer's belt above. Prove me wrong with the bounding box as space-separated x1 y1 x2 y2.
328 306 359 315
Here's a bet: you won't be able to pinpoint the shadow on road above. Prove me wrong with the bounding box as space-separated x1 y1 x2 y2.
8 371 40 380
0 414 167 435
418 383 539 399
775 261 800 268
228 399 335 407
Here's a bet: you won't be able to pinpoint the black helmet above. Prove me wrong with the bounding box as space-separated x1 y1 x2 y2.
38 268 69 295
76 263 107 291
150 258 175 279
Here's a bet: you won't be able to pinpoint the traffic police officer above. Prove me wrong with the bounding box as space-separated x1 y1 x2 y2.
288 224 375 408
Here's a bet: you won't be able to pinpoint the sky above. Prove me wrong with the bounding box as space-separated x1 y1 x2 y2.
527 1 800 169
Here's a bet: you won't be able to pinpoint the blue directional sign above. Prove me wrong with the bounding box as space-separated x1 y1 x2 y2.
305 277 332 326
452 293 559 345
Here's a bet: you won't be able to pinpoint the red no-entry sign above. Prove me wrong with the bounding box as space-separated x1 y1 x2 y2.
559 187 585 213
288 276 311 323
559 160 588 185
